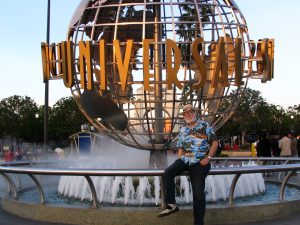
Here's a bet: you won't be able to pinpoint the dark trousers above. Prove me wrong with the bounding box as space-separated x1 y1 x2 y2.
164 159 211 225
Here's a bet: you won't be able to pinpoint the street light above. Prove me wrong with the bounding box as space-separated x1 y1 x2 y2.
276 105 282 136
35 114 39 143
291 115 294 131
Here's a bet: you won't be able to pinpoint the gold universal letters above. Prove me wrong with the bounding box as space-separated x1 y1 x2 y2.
61 41 74 88
41 42 64 82
41 36 274 91
114 39 133 92
191 37 207 89
234 38 243 86
48 43 58 77
261 38 275 82
99 39 107 91
166 39 183 90
143 39 154 91
79 41 93 90
268 39 275 80
41 42 50 82
211 37 229 88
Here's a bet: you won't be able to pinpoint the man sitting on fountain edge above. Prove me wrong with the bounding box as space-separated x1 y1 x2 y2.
159 104 218 225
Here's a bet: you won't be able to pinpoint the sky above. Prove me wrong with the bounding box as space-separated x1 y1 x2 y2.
0 0 299 109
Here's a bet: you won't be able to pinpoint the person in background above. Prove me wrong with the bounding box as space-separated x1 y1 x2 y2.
254 137 260 156
158 104 218 225
279 133 292 157
54 148 65 160
297 135 300 157
290 133 298 157
216 139 223 157
270 136 281 157
256 133 272 157
256 133 272 176
15 147 23 161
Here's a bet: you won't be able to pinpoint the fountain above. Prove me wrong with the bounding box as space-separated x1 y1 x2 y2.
57 160 265 205
1 0 288 224
2 156 300 225
56 135 265 206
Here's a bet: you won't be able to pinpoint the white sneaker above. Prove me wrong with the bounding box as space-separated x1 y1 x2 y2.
158 204 179 217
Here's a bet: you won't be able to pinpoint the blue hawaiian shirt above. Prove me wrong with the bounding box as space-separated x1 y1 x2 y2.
176 120 217 165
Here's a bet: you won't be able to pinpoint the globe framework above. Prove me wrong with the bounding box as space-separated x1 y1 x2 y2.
66 0 260 151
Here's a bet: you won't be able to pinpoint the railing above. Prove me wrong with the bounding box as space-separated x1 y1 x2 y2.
1 157 300 209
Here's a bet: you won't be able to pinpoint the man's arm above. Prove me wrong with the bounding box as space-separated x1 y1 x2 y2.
200 140 218 166
177 147 184 159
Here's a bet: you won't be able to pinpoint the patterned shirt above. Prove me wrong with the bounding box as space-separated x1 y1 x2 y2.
176 119 217 165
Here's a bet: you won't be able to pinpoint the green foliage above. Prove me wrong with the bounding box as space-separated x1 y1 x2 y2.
219 88 300 141
0 90 299 146
48 97 88 143
0 95 87 144
180 83 196 106
287 104 300 133
0 95 39 142
175 4 212 64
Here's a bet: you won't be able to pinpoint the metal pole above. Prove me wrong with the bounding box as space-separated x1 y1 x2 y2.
44 0 50 155
28 174 45 204
160 175 166 209
280 170 295 201
149 1 167 168
229 173 241 206
153 1 163 144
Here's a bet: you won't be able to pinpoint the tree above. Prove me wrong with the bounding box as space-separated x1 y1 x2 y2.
287 104 300 134
48 97 88 145
176 4 212 64
219 88 267 145
0 95 39 142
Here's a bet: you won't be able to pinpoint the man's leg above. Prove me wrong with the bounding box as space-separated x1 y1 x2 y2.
165 158 187 204
158 159 186 217
189 163 211 225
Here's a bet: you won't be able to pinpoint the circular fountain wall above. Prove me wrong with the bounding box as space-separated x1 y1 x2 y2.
3 158 300 225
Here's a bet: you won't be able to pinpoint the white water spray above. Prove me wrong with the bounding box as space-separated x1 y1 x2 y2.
58 162 265 205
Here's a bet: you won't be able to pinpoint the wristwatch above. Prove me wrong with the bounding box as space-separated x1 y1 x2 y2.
207 156 212 160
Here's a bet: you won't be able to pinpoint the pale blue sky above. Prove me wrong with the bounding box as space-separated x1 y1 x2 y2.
0 0 299 108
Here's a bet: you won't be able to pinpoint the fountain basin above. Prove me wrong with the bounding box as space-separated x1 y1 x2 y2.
2 158 300 224
3 194 300 225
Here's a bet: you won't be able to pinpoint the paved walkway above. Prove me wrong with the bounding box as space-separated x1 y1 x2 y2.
1 174 300 225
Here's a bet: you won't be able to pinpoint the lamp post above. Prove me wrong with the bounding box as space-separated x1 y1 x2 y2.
44 0 51 154
276 105 282 136
35 113 39 144
291 115 294 132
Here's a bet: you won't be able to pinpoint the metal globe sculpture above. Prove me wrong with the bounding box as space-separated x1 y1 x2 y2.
42 0 274 151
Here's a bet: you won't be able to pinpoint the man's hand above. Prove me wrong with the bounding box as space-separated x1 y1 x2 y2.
200 140 218 166
200 157 210 166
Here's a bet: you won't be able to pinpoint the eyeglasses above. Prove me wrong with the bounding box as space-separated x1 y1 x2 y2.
183 109 195 116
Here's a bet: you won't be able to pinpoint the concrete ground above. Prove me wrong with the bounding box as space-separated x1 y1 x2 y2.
1 174 300 225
